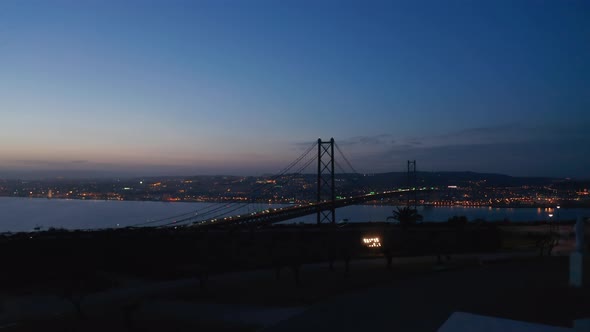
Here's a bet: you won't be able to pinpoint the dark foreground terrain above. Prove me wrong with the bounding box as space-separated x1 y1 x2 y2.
1 222 504 294
1 222 588 331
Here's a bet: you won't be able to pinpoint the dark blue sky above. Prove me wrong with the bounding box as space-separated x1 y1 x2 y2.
1 0 589 178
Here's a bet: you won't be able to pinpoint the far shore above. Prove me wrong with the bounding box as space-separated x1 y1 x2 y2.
1 194 589 209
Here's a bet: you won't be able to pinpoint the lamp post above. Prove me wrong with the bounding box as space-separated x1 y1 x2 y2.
570 216 585 288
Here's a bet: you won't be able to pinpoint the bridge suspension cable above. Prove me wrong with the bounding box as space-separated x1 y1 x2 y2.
334 142 361 175
128 208 204 227
152 141 319 228
175 146 320 227
333 141 379 199
133 139 377 229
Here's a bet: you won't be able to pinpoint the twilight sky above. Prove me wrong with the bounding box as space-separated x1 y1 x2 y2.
1 0 589 178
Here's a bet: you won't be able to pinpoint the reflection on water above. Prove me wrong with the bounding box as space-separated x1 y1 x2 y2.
0 197 588 232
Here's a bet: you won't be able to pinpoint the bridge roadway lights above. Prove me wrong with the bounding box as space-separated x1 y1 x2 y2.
193 191 422 228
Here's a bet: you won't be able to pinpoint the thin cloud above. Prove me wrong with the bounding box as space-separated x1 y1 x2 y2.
332 123 590 177
337 134 394 146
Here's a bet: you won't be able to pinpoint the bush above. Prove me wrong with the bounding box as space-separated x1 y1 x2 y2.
448 216 468 227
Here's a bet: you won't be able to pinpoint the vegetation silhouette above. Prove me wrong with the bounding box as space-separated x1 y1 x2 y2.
386 206 423 227
447 215 469 227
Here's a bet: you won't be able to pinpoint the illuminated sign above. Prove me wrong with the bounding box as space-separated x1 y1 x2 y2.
362 237 381 248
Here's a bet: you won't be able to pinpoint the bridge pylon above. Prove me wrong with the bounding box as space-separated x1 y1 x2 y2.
317 138 335 224
407 160 417 209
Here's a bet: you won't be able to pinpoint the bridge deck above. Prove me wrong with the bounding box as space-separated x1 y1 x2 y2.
190 189 429 228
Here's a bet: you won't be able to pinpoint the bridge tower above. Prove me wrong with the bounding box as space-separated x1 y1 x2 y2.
407 160 417 209
317 138 336 224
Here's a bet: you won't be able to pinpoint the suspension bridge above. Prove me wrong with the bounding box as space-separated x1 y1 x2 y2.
135 138 426 229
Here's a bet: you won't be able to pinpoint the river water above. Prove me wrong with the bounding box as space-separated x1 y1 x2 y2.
1 197 588 233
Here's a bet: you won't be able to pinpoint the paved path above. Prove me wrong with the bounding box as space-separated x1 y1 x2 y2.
137 301 305 329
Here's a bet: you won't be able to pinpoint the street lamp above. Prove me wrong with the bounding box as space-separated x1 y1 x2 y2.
548 213 555 234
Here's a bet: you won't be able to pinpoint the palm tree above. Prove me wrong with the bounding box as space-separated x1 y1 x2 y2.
387 206 423 226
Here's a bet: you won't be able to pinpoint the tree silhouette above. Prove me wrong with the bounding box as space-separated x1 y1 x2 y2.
448 215 468 227
387 206 423 226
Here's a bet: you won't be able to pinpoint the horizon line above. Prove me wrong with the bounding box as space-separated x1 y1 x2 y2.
0 170 584 182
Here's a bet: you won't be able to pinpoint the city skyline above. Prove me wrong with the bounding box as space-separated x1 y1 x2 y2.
1 0 589 178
